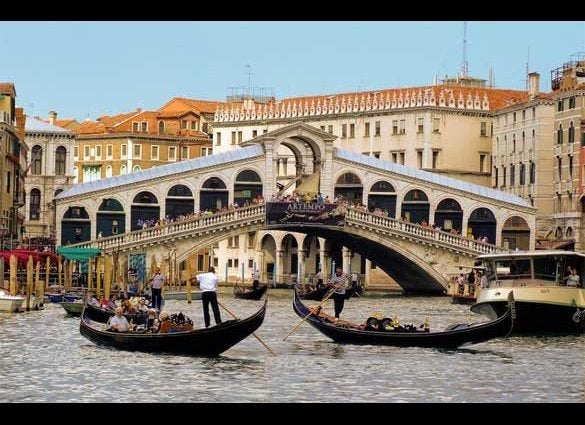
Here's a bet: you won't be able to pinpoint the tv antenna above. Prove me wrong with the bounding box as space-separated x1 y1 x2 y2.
245 64 253 93
461 21 469 78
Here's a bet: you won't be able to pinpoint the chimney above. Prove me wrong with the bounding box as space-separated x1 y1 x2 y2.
136 107 142 113
528 72 540 98
48 111 57 125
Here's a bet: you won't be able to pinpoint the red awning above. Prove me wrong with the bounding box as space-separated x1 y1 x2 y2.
0 250 59 265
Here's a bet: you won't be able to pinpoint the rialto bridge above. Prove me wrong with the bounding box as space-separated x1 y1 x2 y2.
55 122 536 293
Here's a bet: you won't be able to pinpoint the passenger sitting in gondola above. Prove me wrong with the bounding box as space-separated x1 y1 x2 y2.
122 299 136 314
146 310 158 332
107 307 129 332
158 311 171 333
105 294 118 311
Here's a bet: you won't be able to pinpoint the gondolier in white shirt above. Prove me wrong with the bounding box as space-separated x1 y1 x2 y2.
328 267 349 320
194 266 222 328
252 269 260 290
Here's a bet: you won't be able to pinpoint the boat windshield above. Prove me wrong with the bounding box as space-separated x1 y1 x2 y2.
493 259 532 280
486 256 559 283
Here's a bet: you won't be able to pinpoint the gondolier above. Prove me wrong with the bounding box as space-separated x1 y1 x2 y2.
328 267 349 320
252 269 260 290
195 266 222 328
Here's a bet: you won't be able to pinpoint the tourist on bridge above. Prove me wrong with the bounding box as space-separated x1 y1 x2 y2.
194 266 222 328
328 267 349 320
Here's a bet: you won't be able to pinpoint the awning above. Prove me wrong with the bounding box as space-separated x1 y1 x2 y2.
56 246 101 261
0 250 59 265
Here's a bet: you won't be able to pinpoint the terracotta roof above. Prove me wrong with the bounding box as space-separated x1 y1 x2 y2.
218 84 529 118
55 119 78 127
278 85 528 111
76 120 106 135
0 83 16 97
157 109 201 118
158 97 221 114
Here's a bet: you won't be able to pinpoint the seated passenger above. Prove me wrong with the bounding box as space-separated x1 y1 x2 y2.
107 307 129 332
566 267 581 287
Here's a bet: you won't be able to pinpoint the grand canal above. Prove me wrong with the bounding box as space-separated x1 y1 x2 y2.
0 288 583 403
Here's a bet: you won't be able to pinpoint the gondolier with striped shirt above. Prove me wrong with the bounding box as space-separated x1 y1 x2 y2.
328 267 349 320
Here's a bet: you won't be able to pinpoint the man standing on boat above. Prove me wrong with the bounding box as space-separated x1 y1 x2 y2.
328 267 349 320
148 267 166 311
194 266 222 328
252 269 260 290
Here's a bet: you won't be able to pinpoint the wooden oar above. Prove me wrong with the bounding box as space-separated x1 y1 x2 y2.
282 287 336 341
217 300 277 357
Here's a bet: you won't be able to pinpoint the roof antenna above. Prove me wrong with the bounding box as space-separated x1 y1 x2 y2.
461 21 469 78
525 46 530 91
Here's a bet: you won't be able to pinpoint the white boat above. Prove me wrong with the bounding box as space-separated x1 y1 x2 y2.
0 289 25 313
471 250 585 334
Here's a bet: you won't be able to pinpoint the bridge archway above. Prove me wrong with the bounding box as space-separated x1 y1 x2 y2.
434 198 463 233
260 233 277 282
401 189 429 224
367 180 397 217
468 207 496 243
335 172 363 203
131 191 160 231
234 170 262 206
281 233 299 279
200 177 228 212
166 184 194 218
61 206 91 245
97 198 125 237
502 216 530 250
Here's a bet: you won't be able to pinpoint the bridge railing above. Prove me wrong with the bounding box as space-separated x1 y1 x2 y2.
69 204 266 251
345 208 504 254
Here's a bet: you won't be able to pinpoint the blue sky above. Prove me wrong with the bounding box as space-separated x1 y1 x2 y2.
1 21 584 121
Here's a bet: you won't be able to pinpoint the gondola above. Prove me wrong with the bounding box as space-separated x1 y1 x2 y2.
59 301 84 316
79 300 267 356
292 290 515 348
295 284 360 301
233 284 268 300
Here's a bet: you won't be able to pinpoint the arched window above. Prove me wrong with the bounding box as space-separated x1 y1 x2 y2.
158 121 165 135
132 165 142 172
569 122 575 143
55 146 66 175
558 124 563 144
120 165 127 175
73 166 78 184
105 165 113 178
30 189 41 220
31 145 42 175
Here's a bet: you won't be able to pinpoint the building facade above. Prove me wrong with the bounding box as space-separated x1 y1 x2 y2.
550 54 585 249
73 97 218 184
0 83 26 249
491 73 555 246
23 114 76 242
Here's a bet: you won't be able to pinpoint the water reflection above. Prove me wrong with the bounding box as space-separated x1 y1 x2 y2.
0 288 583 402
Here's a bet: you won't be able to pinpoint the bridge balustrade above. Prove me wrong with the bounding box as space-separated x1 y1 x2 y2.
345 208 503 255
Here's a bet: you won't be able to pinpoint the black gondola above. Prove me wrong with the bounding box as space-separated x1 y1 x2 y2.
80 300 267 356
233 284 268 300
295 284 360 301
292 290 515 348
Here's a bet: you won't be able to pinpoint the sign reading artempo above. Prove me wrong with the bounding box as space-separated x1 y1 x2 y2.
266 202 346 226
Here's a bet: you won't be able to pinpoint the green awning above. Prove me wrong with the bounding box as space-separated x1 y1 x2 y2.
56 247 101 261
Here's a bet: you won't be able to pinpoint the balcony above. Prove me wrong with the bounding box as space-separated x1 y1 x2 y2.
555 182 562 193
13 191 25 207
554 145 562 157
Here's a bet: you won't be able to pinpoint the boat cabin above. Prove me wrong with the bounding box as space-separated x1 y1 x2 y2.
478 250 584 289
